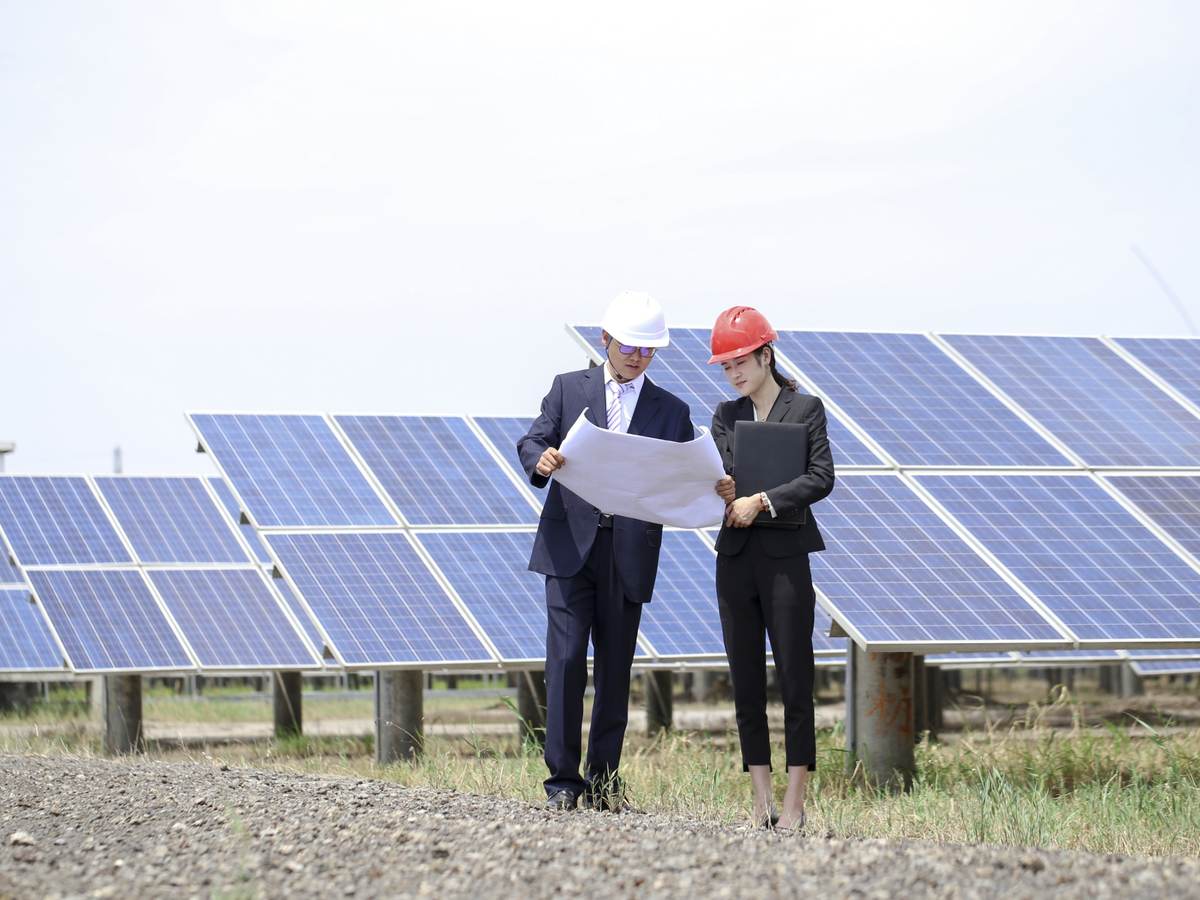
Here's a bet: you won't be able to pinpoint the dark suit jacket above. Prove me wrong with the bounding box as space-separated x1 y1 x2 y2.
711 389 835 558
518 366 693 604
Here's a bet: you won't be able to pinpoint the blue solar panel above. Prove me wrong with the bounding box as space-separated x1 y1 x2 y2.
941 335 1200 467
26 570 192 671
809 475 1064 648
772 331 1071 467
189 414 396 528
416 531 547 662
638 531 724 658
572 326 886 466
335 416 539 526
148 570 318 669
268 570 328 655
208 477 272 564
1113 337 1200 409
1126 648 1200 660
0 477 131 566
0 586 63 671
1130 658 1200 675
473 417 546 497
927 652 1018 665
918 474 1200 644
1103 475 1200 561
1016 650 1123 663
95 477 249 565
266 532 492 666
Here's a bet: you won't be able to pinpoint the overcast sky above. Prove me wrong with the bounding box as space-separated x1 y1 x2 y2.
2 1 1197 474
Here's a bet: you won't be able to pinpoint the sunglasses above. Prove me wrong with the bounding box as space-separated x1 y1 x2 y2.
613 343 656 358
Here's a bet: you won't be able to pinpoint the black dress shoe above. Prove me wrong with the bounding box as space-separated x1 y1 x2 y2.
544 790 578 811
583 789 635 813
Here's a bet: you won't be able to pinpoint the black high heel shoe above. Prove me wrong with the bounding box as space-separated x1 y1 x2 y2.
755 806 780 829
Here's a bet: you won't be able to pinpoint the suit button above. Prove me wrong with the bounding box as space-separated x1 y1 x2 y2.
591 507 599 515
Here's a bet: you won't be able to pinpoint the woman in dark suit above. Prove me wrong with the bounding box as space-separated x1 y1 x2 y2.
708 306 835 831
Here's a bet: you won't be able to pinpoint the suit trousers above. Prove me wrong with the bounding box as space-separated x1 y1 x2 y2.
716 529 816 771
543 527 644 798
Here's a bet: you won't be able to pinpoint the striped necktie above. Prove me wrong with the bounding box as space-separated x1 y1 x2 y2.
607 380 635 432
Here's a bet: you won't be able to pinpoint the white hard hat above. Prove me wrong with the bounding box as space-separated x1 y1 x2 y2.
600 291 670 348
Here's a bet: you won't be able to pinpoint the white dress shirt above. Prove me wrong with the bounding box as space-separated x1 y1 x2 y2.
603 364 645 434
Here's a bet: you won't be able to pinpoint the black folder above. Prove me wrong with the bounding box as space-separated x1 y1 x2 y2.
733 420 809 528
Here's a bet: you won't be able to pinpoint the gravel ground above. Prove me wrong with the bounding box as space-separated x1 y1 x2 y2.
2 754 1198 899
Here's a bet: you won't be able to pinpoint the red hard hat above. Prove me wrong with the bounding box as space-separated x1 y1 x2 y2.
707 306 778 364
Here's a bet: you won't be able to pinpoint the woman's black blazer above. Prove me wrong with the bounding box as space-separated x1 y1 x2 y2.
710 389 836 558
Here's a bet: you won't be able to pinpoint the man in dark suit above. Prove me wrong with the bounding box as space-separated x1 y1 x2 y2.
518 291 693 811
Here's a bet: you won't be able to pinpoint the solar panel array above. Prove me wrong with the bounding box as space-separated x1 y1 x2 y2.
0 475 321 673
9 324 1200 675
0 585 64 671
770 331 1070 467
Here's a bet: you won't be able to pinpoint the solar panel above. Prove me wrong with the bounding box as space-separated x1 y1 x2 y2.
0 586 64 671
1126 647 1200 660
188 414 396 528
637 531 725 658
335 415 539 526
940 335 1200 467
266 568 329 656
771 331 1071 467
808 474 1066 649
472 417 546 497
95 477 249 565
1102 475 1200 561
1013 649 1123 664
265 532 493 667
927 651 1019 665
570 326 886 466
148 569 318 669
26 570 193 671
1112 337 1200 410
1130 658 1200 676
917 474 1200 645
0 476 131 565
209 476 272 564
416 531 547 662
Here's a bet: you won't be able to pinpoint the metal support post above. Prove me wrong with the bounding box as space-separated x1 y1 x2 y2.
645 670 674 735
272 670 303 738
1119 663 1144 698
517 670 547 746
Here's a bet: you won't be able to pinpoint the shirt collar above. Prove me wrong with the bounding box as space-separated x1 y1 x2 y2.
603 363 645 395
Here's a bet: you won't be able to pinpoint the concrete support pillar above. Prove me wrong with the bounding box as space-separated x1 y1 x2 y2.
924 664 944 741
272 670 303 738
913 656 928 742
690 670 716 703
1119 663 1144 698
517 670 547 746
848 645 914 792
376 669 423 763
645 670 674 735
0 681 39 713
103 675 144 755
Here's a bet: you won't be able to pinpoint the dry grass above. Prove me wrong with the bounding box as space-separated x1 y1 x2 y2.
3 680 1198 858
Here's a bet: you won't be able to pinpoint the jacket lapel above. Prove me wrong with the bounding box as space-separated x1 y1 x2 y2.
766 389 794 423
627 377 661 436
584 365 607 428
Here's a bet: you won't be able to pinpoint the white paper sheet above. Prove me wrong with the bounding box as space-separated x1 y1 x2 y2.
552 410 727 529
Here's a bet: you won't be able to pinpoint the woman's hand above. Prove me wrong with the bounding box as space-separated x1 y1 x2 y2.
715 476 736 503
726 495 761 528
535 447 566 477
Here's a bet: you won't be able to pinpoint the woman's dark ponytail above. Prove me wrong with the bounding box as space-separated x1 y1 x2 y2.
756 343 797 391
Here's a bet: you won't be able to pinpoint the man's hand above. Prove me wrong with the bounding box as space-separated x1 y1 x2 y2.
535 447 566 477
715 476 736 504
726 495 761 528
